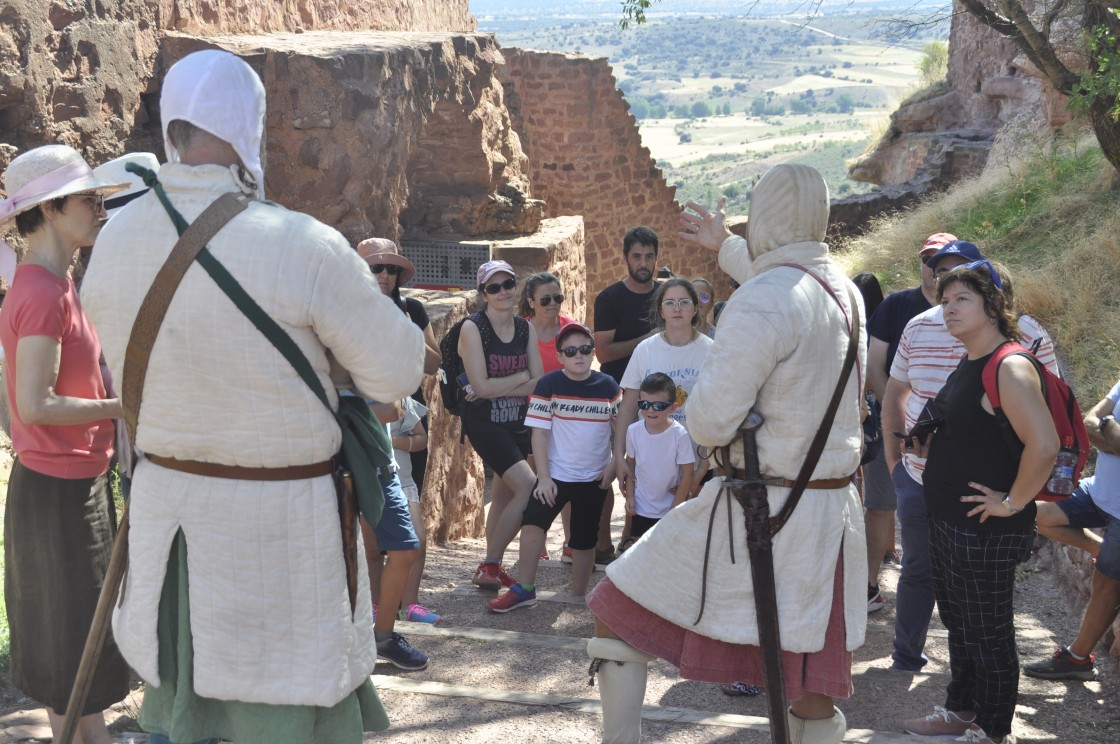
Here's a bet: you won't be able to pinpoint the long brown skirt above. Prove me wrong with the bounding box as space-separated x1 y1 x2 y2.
4 458 130 715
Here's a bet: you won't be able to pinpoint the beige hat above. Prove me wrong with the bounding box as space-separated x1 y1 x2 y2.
1 145 128 226
356 237 416 285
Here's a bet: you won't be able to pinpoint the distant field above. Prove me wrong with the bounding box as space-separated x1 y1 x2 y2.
484 10 945 206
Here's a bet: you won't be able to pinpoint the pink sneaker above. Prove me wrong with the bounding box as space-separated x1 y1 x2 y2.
902 706 975 737
539 548 550 561
561 544 573 564
398 603 442 625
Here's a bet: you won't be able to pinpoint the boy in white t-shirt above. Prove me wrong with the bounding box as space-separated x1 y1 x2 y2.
625 372 696 540
489 323 622 613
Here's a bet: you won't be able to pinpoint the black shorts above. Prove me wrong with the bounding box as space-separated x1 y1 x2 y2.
522 479 608 550
630 514 660 539
462 414 531 477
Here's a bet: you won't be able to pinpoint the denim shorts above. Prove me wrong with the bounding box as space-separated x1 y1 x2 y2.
374 471 420 551
1057 486 1120 580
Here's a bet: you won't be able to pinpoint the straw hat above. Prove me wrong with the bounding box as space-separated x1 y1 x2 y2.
355 237 416 285
0 145 128 226
93 152 160 216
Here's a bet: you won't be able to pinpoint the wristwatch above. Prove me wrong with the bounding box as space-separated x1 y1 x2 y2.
1101 415 1115 430
1001 495 1022 514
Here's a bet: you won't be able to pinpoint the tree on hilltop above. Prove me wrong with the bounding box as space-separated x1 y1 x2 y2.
619 0 1120 174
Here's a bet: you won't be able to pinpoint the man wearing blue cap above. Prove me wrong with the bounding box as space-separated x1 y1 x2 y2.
884 241 1058 700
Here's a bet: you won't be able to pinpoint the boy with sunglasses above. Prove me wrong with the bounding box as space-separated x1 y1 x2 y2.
624 372 696 540
488 322 621 612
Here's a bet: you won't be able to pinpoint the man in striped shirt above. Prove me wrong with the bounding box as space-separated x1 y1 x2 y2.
882 240 1057 671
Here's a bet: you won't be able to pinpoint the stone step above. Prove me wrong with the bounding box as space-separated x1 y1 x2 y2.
370 674 948 743
396 621 954 686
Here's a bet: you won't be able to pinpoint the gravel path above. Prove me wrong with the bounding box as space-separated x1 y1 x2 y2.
1 490 1115 743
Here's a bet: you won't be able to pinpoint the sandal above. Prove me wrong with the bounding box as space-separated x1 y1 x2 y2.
720 681 764 697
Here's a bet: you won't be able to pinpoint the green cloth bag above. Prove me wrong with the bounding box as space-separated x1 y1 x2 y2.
336 394 390 527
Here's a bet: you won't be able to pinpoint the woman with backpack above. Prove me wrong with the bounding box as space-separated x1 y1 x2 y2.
901 260 1058 744
459 260 544 588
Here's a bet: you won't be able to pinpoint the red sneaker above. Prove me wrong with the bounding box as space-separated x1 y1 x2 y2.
471 562 502 590
497 565 516 588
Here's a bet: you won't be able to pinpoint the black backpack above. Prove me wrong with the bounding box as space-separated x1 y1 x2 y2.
437 312 530 416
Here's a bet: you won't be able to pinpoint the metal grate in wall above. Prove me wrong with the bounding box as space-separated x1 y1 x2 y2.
401 240 491 291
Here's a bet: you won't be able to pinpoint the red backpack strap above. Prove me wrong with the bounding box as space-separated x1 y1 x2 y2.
981 341 1036 410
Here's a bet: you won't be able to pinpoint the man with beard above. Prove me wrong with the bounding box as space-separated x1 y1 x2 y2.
593 226 660 384
593 226 659 560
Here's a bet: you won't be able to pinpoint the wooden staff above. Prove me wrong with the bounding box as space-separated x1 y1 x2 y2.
59 504 129 744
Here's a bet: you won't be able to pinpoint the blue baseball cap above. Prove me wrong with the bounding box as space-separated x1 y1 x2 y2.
925 240 983 270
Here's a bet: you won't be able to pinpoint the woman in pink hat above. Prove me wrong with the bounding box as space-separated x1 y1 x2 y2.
460 260 544 589
0 144 131 744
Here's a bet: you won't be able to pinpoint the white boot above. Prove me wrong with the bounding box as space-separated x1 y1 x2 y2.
787 706 846 744
587 637 655 744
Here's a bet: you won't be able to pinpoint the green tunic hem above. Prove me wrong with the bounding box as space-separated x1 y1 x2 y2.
139 531 389 743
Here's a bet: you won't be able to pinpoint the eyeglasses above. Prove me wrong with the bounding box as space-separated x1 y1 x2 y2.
661 298 695 309
560 344 594 357
536 293 564 307
370 263 401 276
951 259 1003 290
75 193 105 212
637 400 673 411
483 277 517 295
698 293 712 304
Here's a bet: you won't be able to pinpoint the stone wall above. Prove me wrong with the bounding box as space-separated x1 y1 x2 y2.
501 49 732 323
159 32 541 244
0 0 474 172
407 216 586 543
156 0 475 35
1040 539 1120 659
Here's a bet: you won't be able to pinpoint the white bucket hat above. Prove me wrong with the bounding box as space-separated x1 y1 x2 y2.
93 152 160 216
0 144 128 226
160 50 267 199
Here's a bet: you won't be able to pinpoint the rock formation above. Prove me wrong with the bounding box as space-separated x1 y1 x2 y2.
849 2 1043 191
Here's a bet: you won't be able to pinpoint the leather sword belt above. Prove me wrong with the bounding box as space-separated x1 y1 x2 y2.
731 469 852 490
147 454 334 481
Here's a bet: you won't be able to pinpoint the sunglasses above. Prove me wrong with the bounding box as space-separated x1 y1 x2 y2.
698 293 712 304
483 277 517 295
75 193 105 212
560 344 594 357
661 298 694 309
536 293 564 307
370 263 401 276
637 400 673 411
951 259 1003 290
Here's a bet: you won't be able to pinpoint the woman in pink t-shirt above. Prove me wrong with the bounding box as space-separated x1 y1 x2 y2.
519 271 574 375
0 145 129 744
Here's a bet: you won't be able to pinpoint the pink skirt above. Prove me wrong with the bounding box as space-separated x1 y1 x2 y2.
586 554 853 700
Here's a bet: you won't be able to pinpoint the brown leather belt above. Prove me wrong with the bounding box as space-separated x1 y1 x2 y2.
147 454 334 481
731 469 852 490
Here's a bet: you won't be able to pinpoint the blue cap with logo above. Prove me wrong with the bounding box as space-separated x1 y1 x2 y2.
925 240 983 270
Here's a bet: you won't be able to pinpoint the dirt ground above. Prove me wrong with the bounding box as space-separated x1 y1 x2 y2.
1 487 1117 743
